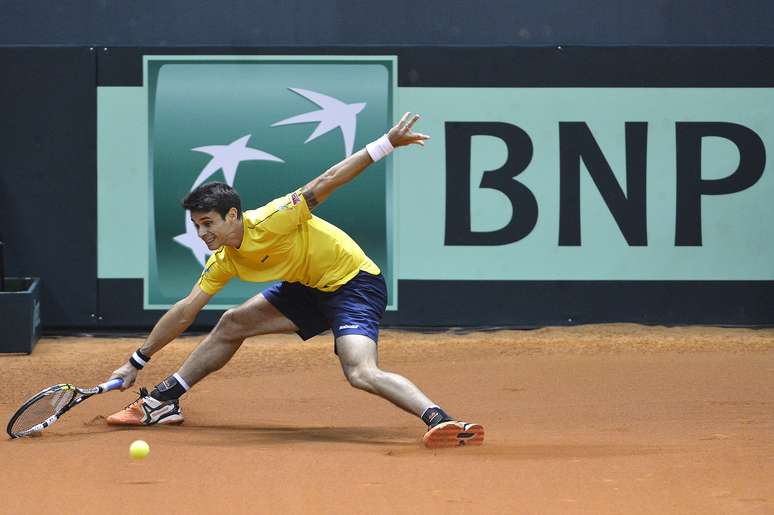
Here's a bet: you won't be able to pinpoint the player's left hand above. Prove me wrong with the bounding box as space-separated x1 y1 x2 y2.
108 362 138 391
387 112 431 148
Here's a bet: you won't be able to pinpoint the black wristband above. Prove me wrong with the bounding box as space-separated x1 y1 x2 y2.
129 348 151 370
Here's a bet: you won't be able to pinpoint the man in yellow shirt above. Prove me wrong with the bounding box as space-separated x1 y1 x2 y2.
106 113 484 448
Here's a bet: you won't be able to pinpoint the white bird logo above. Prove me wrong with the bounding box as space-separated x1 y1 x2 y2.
272 88 367 157
191 134 283 189
175 134 283 264
173 212 211 266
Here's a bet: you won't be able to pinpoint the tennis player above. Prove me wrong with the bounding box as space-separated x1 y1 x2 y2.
105 113 484 448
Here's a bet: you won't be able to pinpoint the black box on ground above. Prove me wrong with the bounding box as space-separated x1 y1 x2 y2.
0 278 41 353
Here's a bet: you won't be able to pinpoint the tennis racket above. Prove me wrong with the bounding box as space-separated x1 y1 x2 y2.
6 378 124 438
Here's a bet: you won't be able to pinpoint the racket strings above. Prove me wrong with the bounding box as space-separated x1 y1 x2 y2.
10 389 76 435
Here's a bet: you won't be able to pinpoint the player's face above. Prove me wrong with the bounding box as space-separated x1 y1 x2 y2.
191 210 235 250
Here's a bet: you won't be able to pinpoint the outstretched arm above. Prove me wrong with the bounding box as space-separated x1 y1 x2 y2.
108 284 211 389
301 112 429 209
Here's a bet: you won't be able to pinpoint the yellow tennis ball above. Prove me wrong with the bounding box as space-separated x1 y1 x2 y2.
129 440 150 460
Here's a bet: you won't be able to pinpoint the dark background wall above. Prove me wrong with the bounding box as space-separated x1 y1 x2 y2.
1 3 773 330
0 48 97 328
1 0 774 46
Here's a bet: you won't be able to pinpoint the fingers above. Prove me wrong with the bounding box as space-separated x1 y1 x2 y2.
390 113 429 148
411 132 431 145
109 375 127 390
405 114 420 131
397 112 420 132
110 365 137 390
110 374 127 390
120 376 135 391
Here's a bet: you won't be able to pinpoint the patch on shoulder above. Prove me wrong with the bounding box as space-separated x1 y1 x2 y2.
291 191 302 206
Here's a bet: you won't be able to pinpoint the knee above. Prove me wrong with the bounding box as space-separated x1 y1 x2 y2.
344 365 381 393
215 308 247 341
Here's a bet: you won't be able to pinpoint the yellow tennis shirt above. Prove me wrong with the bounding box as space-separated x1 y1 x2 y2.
197 190 380 296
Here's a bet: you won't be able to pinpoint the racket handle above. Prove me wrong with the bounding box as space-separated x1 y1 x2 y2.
98 378 124 393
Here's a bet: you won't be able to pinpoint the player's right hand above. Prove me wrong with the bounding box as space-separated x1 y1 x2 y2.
387 112 430 148
109 362 138 391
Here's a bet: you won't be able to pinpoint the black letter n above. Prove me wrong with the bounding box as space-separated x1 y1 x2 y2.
559 122 648 246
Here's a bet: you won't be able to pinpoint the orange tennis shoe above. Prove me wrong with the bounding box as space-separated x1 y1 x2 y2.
106 387 184 426
423 421 485 448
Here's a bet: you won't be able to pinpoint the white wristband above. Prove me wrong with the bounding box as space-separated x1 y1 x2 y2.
129 351 148 369
366 134 394 162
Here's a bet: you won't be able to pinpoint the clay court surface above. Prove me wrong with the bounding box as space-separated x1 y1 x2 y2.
1 324 774 514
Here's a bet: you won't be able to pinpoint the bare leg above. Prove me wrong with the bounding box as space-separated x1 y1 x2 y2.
336 334 435 417
177 293 298 387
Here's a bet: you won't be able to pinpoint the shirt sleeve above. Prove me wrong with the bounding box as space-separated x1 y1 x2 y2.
197 251 235 296
259 190 312 234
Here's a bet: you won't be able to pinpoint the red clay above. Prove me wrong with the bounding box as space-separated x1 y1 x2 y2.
1 324 774 514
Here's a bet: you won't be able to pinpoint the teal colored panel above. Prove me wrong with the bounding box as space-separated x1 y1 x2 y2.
397 88 774 280
97 87 147 278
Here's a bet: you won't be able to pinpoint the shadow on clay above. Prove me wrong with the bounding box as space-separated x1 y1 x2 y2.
138 423 420 447
4 419 419 447
10 419 672 459
381 441 672 459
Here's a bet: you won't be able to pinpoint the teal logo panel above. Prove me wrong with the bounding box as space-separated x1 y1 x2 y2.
146 57 394 308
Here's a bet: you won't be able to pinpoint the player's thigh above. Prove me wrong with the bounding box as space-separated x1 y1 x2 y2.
219 292 299 337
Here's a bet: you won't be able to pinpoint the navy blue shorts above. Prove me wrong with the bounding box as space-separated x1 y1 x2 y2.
262 271 387 350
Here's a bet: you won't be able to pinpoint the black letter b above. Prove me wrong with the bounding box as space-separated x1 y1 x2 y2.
445 122 537 246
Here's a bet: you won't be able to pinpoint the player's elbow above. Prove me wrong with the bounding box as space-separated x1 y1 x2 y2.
173 298 198 327
321 167 348 190
312 174 333 197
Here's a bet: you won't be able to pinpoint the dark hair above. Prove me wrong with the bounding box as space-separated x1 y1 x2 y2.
181 182 242 219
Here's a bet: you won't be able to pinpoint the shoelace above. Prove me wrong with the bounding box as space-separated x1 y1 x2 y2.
119 387 149 410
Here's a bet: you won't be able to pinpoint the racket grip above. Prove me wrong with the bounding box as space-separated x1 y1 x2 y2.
98 378 124 392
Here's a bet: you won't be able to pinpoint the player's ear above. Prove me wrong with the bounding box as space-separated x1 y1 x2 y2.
227 207 238 222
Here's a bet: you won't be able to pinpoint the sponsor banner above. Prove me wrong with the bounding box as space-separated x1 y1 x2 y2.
99 57 774 316
145 56 395 308
399 87 774 280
